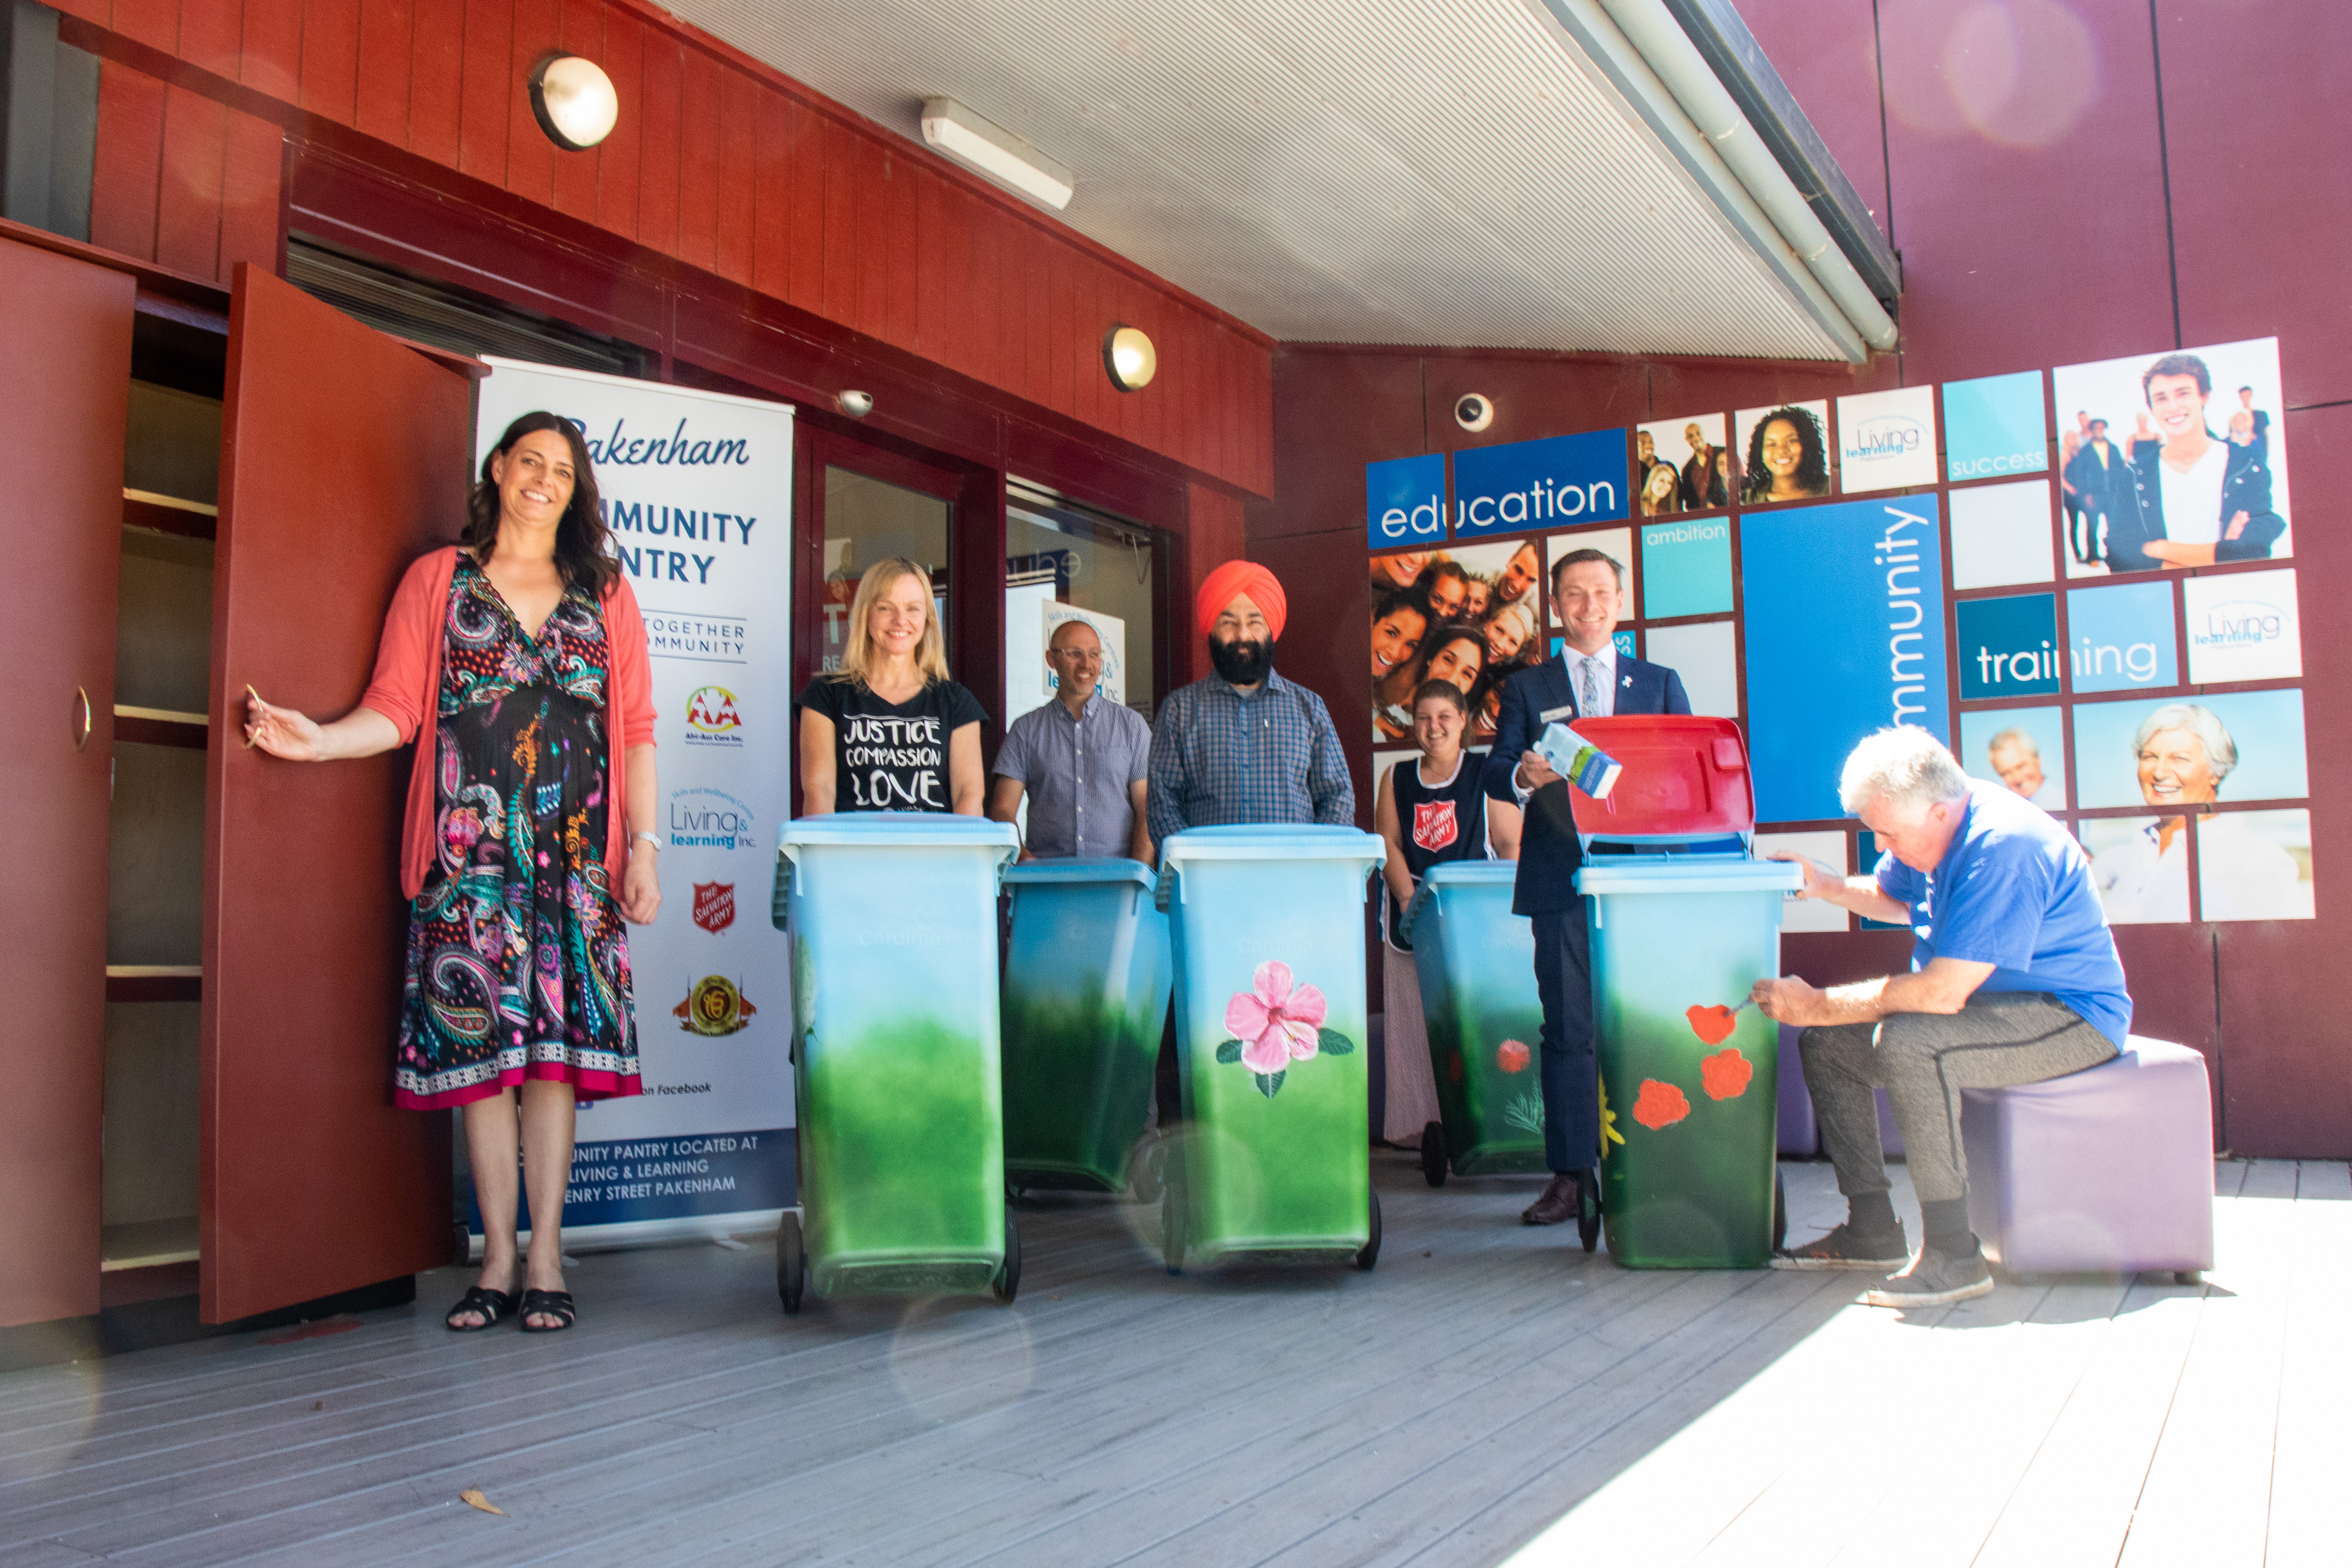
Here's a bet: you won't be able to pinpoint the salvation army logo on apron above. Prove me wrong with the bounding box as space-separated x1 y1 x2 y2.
1412 799 1459 853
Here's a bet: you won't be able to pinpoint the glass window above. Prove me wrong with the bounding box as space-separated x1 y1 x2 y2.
1004 485 1158 727
818 467 951 674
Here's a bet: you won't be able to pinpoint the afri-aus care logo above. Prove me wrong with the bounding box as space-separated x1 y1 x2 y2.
683 685 744 747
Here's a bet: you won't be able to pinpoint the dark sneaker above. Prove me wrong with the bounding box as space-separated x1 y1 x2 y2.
1770 1220 1909 1272
1861 1246 1994 1308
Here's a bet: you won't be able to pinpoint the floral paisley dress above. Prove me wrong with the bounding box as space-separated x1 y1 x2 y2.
393 559 641 1108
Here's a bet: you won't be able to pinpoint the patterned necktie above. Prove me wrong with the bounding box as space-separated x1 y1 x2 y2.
1579 655 1601 717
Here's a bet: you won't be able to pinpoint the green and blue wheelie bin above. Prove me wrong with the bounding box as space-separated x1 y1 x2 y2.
1156 825 1388 1272
1400 861 1549 1185
1569 717 1804 1268
771 813 1023 1311
998 858 1174 1196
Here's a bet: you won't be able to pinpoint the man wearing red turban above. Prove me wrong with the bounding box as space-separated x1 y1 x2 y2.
1144 560 1352 849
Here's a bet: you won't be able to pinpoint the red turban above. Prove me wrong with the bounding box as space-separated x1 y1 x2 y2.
1195 560 1288 641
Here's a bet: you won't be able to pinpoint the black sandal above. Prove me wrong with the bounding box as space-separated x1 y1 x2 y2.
445 1286 516 1332
518 1288 576 1333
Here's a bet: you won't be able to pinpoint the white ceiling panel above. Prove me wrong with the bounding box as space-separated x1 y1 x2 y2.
659 0 1856 359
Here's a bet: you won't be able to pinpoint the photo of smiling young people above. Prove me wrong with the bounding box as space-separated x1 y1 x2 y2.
1636 414 1732 515
2053 337 2290 577
1368 539 1545 745
1734 401 1835 507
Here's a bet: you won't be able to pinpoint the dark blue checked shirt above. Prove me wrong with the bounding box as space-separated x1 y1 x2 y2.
1146 669 1355 846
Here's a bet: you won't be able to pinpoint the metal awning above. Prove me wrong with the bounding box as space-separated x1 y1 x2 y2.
662 0 1898 361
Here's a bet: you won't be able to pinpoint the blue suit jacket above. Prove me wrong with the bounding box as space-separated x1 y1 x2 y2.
1480 652 1691 915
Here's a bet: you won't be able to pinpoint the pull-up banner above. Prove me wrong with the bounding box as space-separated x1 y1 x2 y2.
473 357 797 1247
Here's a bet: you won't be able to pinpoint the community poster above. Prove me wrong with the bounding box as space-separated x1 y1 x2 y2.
473 357 799 1246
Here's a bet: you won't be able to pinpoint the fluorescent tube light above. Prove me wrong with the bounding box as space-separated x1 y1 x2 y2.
921 98 1074 210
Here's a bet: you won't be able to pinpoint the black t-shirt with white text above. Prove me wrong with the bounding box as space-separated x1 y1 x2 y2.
794 676 988 813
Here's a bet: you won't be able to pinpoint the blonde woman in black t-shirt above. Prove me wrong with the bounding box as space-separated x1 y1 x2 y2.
794 557 987 815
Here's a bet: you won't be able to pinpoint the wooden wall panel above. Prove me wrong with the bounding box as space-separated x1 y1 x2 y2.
76 0 1275 498
299 0 361 125
2158 5 2352 410
590 4 639 241
239 0 301 102
673 46 719 272
353 0 413 144
155 87 227 277
218 106 282 278
548 0 600 219
91 59 165 261
500 0 559 207
714 65 755 286
180 0 238 76
405 0 463 167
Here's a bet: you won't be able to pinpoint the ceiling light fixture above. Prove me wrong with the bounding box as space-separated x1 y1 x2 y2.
1103 325 1157 392
920 98 1073 211
530 55 619 150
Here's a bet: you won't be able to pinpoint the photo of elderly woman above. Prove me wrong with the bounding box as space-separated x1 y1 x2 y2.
1735 402 1834 505
1369 540 1547 744
2081 700 2311 922
2054 337 2291 577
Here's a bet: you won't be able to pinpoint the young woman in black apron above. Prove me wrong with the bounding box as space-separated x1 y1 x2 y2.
1372 680 1491 1146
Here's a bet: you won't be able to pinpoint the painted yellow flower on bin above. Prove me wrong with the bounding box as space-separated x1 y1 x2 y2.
1597 1077 1626 1158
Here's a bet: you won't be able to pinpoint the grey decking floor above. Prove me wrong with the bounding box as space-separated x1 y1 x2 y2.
1 1157 2344 1567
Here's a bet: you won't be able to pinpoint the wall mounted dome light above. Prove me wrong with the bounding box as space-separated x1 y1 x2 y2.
530 55 620 151
1104 325 1157 392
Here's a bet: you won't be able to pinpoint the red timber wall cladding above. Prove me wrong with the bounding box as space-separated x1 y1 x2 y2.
1253 0 2352 1158
58 0 1272 497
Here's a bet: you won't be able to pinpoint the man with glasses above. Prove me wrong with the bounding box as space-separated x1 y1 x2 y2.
988 616 1153 863
1481 547 1691 1246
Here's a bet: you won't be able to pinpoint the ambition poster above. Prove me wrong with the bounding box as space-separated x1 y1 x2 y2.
1740 496 1950 823
474 358 797 1245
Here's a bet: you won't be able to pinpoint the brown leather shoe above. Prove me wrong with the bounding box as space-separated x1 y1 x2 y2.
1522 1171 1579 1225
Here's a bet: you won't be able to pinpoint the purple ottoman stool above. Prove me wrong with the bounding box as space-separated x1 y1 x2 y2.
1959 1037 2214 1282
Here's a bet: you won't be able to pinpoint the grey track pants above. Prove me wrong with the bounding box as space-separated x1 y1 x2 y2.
1800 992 2119 1205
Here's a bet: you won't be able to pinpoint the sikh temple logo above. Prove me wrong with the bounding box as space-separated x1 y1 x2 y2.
675 975 757 1037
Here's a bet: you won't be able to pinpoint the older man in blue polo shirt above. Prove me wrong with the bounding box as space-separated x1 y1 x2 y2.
987 616 1153 862
1754 726 2131 1307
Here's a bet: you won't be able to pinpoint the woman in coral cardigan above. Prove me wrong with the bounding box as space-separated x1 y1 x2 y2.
244 412 660 1335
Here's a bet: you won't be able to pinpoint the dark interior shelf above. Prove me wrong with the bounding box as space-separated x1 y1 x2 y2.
122 488 217 541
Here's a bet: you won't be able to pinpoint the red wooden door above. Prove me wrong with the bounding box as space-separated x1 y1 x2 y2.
0 235 132 1328
200 267 469 1323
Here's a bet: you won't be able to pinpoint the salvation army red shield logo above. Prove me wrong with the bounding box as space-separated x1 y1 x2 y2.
692 881 736 933
1412 799 1459 853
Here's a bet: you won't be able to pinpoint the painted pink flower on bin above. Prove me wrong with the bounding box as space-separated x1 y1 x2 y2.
1224 961 1328 1075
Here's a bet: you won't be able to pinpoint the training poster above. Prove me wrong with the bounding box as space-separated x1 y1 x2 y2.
473 357 798 1244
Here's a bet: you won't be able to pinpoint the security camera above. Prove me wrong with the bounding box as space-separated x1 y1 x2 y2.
1454 393 1494 433
836 390 874 418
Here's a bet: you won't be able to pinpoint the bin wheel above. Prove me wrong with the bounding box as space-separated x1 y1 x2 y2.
993 1206 1022 1303
1129 1134 1163 1205
1162 1154 1186 1275
1577 1171 1601 1255
1420 1123 1448 1188
1355 1188 1383 1270
776 1210 806 1315
1772 1168 1788 1253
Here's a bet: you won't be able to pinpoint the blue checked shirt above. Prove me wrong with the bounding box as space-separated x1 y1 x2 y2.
1147 669 1356 846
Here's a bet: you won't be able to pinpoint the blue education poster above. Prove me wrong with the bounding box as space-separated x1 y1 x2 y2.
1741 496 1950 823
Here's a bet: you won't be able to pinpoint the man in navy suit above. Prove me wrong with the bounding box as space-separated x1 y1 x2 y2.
1481 547 1690 1243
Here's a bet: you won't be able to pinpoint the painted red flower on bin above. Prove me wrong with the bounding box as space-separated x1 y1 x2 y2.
1700 1046 1753 1101
1686 1004 1737 1046
1632 1079 1690 1131
1214 960 1354 1099
1496 1039 1532 1074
